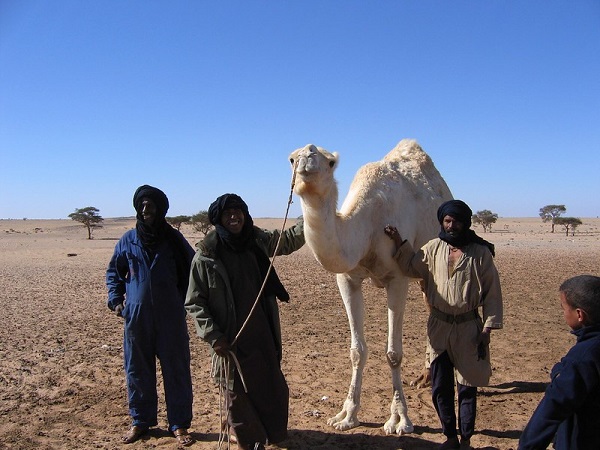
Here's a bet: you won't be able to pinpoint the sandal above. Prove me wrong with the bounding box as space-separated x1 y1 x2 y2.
122 425 148 444
173 428 194 447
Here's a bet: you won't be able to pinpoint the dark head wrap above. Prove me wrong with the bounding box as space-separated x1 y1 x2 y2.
437 200 472 229
133 185 192 292
208 193 290 301
437 199 495 257
208 193 255 249
133 184 170 250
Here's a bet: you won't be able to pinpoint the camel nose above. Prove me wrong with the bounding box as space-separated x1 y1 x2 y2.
292 144 320 174
297 146 317 172
295 154 308 173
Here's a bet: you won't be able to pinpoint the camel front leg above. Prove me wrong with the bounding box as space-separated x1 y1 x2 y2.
327 273 366 431
383 279 414 435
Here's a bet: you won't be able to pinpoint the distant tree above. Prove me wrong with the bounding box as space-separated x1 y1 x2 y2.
472 209 498 233
191 210 212 235
166 215 191 231
68 206 103 239
539 204 566 233
554 217 583 237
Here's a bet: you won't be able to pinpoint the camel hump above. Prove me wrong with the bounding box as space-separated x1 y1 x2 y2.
384 139 432 170
378 139 441 183
348 138 451 204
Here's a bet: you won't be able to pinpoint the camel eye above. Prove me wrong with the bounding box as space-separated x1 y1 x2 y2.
329 160 335 168
289 157 295 166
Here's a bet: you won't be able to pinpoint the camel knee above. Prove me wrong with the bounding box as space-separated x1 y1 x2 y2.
350 348 366 368
386 351 403 368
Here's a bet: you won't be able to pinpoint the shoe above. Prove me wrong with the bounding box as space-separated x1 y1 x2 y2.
121 425 148 444
439 436 460 450
173 428 194 447
460 437 472 449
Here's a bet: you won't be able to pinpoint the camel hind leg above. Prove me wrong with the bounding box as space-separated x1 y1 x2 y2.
327 273 366 431
383 277 414 435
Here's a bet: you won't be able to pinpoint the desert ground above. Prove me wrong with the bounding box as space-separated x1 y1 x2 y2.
1 216 599 450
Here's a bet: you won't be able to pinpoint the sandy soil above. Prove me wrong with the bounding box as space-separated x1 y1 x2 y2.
1 217 599 450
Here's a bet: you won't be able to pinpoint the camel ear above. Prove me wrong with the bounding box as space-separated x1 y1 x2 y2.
329 152 339 169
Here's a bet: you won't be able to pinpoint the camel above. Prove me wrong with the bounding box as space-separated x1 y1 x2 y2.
288 139 452 435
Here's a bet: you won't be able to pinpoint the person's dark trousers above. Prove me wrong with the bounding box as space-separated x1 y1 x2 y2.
457 381 476 440
430 351 477 440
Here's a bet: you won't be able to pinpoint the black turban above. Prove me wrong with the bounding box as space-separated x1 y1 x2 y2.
437 199 495 257
208 193 290 302
208 193 251 227
437 199 472 229
133 184 169 220
132 185 192 292
133 185 170 250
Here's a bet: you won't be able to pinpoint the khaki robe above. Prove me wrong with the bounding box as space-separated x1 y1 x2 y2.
395 238 503 386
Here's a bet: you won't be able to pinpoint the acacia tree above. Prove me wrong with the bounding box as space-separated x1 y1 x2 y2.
554 217 583 237
166 215 191 231
472 209 498 233
68 206 104 239
539 204 566 233
191 210 213 235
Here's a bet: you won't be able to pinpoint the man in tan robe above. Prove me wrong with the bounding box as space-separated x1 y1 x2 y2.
385 199 503 450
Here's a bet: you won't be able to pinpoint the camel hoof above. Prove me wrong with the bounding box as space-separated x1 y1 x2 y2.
328 415 359 431
397 420 414 435
384 418 414 435
383 420 397 435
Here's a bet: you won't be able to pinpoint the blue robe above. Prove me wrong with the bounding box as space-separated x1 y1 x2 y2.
106 229 194 431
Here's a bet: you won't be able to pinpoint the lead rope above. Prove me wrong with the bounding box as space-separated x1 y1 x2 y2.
216 160 299 449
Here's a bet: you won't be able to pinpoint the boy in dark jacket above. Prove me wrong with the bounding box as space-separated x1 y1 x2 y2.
518 275 600 450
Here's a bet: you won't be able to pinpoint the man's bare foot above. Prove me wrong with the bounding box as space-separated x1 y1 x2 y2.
121 425 148 444
410 367 431 388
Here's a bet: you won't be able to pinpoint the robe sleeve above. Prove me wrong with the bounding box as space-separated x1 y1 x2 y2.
479 249 503 329
393 240 431 280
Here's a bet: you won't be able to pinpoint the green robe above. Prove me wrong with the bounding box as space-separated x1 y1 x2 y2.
185 219 304 374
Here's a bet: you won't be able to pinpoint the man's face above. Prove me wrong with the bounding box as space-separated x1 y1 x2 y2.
141 197 157 226
221 208 245 235
442 215 464 236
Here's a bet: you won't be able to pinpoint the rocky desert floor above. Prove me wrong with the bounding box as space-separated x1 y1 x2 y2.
1 217 599 450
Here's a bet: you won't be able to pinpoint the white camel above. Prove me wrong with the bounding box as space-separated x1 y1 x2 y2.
289 139 452 435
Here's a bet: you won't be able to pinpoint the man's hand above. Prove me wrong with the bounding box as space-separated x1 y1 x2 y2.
477 327 491 360
213 337 231 357
114 303 124 317
477 327 491 345
384 225 403 247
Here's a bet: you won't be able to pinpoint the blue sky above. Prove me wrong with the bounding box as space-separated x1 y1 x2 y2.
1 1 599 220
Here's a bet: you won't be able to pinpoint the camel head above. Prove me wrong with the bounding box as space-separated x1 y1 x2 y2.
289 144 339 199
